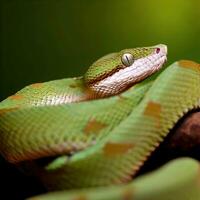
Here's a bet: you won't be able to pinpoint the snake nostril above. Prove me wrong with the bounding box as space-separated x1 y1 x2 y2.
156 48 160 54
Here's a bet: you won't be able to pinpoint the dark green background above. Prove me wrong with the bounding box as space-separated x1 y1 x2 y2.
0 0 200 199
1 0 200 101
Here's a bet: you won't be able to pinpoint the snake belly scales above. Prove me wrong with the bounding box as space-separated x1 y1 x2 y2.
0 44 200 200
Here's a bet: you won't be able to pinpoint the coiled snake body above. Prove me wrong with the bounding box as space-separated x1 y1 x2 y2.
0 44 200 200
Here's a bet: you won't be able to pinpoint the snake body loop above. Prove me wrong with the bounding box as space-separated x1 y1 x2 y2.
0 45 200 200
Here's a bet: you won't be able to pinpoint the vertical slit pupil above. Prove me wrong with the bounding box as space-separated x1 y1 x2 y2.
126 55 130 65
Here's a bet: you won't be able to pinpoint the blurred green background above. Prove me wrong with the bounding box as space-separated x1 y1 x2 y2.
1 0 200 101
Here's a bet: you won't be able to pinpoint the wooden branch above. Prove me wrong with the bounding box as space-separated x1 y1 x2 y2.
166 111 200 152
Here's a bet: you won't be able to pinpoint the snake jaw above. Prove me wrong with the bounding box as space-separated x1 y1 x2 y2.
89 45 168 98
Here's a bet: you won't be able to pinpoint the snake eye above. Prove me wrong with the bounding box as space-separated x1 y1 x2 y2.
121 53 134 67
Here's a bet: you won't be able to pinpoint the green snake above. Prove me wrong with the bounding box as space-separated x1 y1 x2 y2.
0 44 200 200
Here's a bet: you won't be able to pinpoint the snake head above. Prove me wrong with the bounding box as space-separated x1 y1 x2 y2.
84 44 167 97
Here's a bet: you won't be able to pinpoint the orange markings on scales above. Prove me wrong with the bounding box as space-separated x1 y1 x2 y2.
73 195 88 200
84 119 107 135
123 188 134 200
178 60 200 72
0 107 19 115
9 94 23 100
144 101 162 128
103 142 134 156
31 83 43 88
144 101 161 119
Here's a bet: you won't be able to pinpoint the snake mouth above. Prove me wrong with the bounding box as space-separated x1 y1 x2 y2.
87 44 168 98
154 44 168 68
91 52 168 98
156 55 167 72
